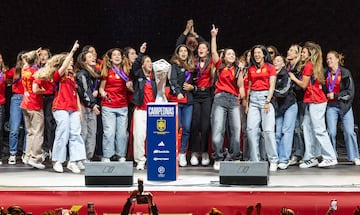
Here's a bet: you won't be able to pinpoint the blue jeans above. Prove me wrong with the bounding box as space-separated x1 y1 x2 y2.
178 103 193 153
9 94 26 155
247 91 278 164
276 103 298 163
303 102 337 160
211 92 241 161
52 110 86 162
102 106 128 158
326 105 359 161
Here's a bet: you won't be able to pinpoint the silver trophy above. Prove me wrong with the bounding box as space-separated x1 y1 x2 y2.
152 59 171 103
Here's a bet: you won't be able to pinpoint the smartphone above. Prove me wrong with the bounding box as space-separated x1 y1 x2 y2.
330 199 337 211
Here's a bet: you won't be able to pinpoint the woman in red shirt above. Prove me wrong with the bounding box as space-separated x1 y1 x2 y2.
99 48 132 162
246 45 278 172
20 49 45 169
210 25 244 171
289 41 337 168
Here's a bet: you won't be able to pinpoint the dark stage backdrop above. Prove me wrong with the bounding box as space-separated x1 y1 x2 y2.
1 0 360 121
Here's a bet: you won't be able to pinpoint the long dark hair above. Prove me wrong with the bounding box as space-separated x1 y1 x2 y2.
250 45 271 68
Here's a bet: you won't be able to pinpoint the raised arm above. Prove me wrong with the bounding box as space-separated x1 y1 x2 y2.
58 40 80 76
210 24 220 64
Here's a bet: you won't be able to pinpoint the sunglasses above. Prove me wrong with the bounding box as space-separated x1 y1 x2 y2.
269 51 274 55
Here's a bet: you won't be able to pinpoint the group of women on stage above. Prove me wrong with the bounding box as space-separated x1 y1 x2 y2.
0 19 359 173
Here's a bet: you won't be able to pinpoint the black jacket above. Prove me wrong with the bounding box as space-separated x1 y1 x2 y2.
324 66 355 114
131 53 157 107
76 69 98 108
168 64 195 104
274 68 297 116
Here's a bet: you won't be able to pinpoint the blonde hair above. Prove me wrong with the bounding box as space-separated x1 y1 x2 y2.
35 53 67 80
101 48 130 78
327 50 345 66
298 41 325 84
22 50 39 65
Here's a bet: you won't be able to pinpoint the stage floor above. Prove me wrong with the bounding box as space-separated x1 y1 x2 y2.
1 161 360 192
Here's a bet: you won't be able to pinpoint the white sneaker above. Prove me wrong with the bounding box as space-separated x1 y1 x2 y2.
8 154 16 165
278 162 289 170
201 152 210 166
21 154 29 164
353 158 360 166
136 161 146 170
289 155 301 166
77 161 85 170
269 163 278 172
190 153 199 166
102 158 111 162
299 158 319 168
28 160 46 169
179 153 187 167
67 162 81 173
53 161 63 173
118 157 126 163
213 161 220 171
0 160 3 165
318 159 337 167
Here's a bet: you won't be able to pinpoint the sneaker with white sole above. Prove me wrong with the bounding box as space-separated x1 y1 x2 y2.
213 161 220 171
318 159 337 167
179 153 187 167
201 152 210 166
8 154 16 165
269 163 278 172
289 155 301 166
67 161 81 173
28 160 46 169
0 160 2 165
53 161 63 173
102 158 111 162
190 153 199 166
278 162 289 170
22 153 29 164
353 158 360 166
136 161 146 170
299 158 319 168
118 157 126 163
77 161 85 170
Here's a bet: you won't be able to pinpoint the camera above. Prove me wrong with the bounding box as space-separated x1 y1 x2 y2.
136 178 152 204
136 193 152 204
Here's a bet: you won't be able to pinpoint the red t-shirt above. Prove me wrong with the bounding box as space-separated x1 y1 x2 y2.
302 62 327 103
214 59 239 96
52 70 78 111
6 67 24 94
136 80 155 110
325 70 342 103
20 67 43 110
101 68 128 108
196 58 213 88
0 72 6 105
42 79 55 95
248 63 276 91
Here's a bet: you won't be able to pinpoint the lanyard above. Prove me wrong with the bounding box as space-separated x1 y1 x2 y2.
185 70 191 82
112 66 129 82
327 68 340 92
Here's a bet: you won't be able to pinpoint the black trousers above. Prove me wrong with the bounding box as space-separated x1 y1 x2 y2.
189 89 212 153
43 94 56 152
